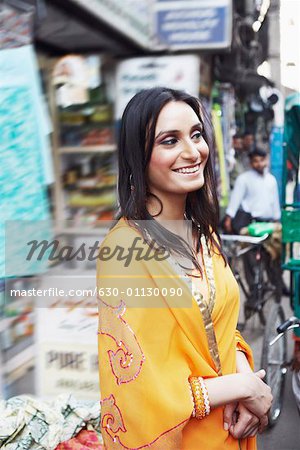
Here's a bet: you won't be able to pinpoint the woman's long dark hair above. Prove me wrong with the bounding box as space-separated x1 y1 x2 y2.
115 87 226 274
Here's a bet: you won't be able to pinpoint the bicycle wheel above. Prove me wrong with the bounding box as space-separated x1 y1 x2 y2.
243 263 267 325
261 303 287 427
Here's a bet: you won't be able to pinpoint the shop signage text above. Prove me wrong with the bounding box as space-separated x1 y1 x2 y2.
154 0 232 50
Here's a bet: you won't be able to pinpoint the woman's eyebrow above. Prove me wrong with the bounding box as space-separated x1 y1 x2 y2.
191 122 203 131
155 123 203 140
155 129 179 140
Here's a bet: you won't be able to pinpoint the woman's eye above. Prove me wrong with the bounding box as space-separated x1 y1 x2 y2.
161 137 178 146
191 131 202 141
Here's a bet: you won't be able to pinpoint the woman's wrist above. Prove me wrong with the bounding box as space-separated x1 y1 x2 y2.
204 373 250 407
236 350 253 374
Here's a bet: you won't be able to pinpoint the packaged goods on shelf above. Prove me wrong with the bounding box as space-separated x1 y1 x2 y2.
68 191 116 208
52 54 117 233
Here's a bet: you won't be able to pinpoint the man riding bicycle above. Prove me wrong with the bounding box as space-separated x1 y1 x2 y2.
223 147 287 300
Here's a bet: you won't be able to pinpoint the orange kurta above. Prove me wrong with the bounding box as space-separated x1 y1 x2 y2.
97 218 256 450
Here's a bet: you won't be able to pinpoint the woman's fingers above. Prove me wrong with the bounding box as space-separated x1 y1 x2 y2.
229 410 259 439
243 425 260 438
258 414 268 433
230 420 259 439
244 413 268 437
255 369 266 380
223 402 238 430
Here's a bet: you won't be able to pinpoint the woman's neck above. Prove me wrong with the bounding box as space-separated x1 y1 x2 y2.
146 191 192 243
146 191 187 220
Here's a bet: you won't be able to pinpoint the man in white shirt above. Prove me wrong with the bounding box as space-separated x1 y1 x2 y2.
224 148 281 233
223 148 286 303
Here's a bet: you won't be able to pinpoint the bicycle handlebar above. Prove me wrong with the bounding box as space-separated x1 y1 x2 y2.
269 316 300 346
220 233 269 245
277 317 300 334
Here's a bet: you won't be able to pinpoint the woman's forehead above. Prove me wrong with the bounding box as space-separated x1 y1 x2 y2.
155 101 200 131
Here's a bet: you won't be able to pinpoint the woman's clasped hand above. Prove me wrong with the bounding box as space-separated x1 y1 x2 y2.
223 369 272 439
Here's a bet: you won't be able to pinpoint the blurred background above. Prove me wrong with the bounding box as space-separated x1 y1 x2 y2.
0 0 300 448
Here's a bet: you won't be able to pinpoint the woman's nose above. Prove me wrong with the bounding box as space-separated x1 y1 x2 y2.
181 139 199 160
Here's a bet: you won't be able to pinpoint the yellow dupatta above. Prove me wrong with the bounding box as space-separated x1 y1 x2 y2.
97 218 256 450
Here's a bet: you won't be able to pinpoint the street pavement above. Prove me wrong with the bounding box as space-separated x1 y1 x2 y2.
240 288 300 450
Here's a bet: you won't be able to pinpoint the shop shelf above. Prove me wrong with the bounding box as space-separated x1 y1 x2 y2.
58 145 116 154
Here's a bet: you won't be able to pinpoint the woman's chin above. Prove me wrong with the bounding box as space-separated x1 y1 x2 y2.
180 176 205 192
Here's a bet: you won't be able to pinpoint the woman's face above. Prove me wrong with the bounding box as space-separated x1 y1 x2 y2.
146 101 209 197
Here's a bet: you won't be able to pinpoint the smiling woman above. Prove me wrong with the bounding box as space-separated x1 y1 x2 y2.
97 87 272 450
147 101 209 200
114 87 221 276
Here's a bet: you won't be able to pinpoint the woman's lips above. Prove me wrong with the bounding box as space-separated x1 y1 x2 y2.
172 163 201 175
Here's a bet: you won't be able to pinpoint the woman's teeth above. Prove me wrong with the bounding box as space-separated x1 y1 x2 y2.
173 163 200 174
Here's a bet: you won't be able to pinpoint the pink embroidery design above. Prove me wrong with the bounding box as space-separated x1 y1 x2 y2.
98 297 145 384
101 395 188 450
101 394 126 443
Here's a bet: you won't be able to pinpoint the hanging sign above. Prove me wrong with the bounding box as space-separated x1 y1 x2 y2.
154 0 232 50
70 0 151 48
115 54 200 119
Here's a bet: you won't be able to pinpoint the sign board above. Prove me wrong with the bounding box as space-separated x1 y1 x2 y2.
70 0 151 49
37 340 99 399
35 270 99 400
154 0 232 50
115 54 200 119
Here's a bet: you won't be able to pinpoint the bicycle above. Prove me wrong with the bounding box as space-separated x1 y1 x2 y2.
221 232 281 330
261 313 300 426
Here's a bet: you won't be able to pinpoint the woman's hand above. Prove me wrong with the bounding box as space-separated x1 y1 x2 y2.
204 369 272 419
241 370 272 419
224 402 267 439
223 402 238 432
226 350 269 438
